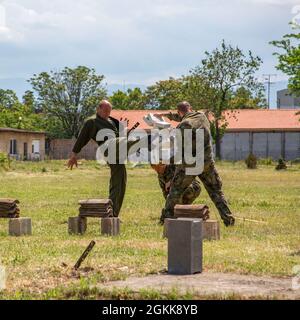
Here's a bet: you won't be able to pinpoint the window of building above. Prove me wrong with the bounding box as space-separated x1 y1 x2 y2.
9 139 17 155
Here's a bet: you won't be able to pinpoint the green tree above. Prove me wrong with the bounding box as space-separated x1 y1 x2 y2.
0 89 19 109
188 40 263 159
126 88 146 109
29 66 107 138
145 77 187 109
0 100 45 131
182 74 216 111
230 86 267 109
110 88 146 110
42 116 67 139
270 23 300 95
22 90 36 112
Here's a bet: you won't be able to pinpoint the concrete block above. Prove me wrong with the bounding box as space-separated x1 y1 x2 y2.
164 218 220 241
9 218 32 236
202 220 220 241
68 217 87 235
163 218 172 238
101 217 120 236
168 218 202 275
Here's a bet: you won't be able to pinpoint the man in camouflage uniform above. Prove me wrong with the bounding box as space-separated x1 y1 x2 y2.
68 100 138 217
154 102 235 227
151 163 201 203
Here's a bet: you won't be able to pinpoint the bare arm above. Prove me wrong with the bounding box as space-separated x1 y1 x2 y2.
67 119 93 170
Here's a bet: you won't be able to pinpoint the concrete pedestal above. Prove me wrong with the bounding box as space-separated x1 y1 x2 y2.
68 217 87 235
168 218 202 275
202 220 220 241
101 217 120 236
9 218 32 236
164 218 220 241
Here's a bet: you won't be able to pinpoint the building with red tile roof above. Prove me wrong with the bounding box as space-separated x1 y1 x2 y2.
110 109 300 132
49 109 300 161
110 109 300 160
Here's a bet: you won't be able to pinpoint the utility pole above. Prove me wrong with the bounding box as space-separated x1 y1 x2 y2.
263 74 277 109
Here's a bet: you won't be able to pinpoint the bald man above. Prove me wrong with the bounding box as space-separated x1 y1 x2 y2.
68 100 129 217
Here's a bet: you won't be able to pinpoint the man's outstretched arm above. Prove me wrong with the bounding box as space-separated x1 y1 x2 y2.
153 112 182 122
67 120 93 170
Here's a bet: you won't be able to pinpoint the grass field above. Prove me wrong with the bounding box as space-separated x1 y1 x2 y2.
0 160 299 299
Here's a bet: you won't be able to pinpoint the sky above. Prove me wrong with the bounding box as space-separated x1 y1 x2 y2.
0 0 299 105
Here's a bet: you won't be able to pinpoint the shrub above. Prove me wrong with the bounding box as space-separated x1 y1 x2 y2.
0 152 10 170
245 153 257 169
275 158 287 170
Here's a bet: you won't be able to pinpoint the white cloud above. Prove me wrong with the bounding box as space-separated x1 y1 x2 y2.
244 0 300 5
0 0 295 87
0 4 6 27
0 3 25 42
151 3 198 17
82 15 97 23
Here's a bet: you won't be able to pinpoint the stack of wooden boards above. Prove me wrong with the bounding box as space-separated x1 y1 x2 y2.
69 199 119 236
0 199 20 218
78 199 114 218
174 204 210 221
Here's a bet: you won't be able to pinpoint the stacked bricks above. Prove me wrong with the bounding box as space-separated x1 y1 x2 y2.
174 204 210 220
0 199 20 218
68 199 120 236
0 199 32 236
78 199 114 218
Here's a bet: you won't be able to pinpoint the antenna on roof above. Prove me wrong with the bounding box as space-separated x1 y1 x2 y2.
263 74 277 109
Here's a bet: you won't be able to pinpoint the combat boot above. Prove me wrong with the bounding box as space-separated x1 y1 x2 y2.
223 215 235 227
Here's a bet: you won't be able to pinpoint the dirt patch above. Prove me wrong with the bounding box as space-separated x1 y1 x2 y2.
97 272 300 299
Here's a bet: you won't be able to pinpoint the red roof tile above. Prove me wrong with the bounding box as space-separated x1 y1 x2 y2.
0 127 45 134
111 109 300 132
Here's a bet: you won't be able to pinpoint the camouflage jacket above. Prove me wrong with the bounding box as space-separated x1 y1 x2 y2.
164 111 214 166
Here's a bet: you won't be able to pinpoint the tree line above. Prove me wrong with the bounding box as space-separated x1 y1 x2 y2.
0 25 299 158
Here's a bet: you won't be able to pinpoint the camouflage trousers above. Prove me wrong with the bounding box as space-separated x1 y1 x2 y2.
162 162 235 226
181 179 201 204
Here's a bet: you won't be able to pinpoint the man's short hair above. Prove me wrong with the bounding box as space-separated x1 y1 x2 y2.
177 101 191 113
